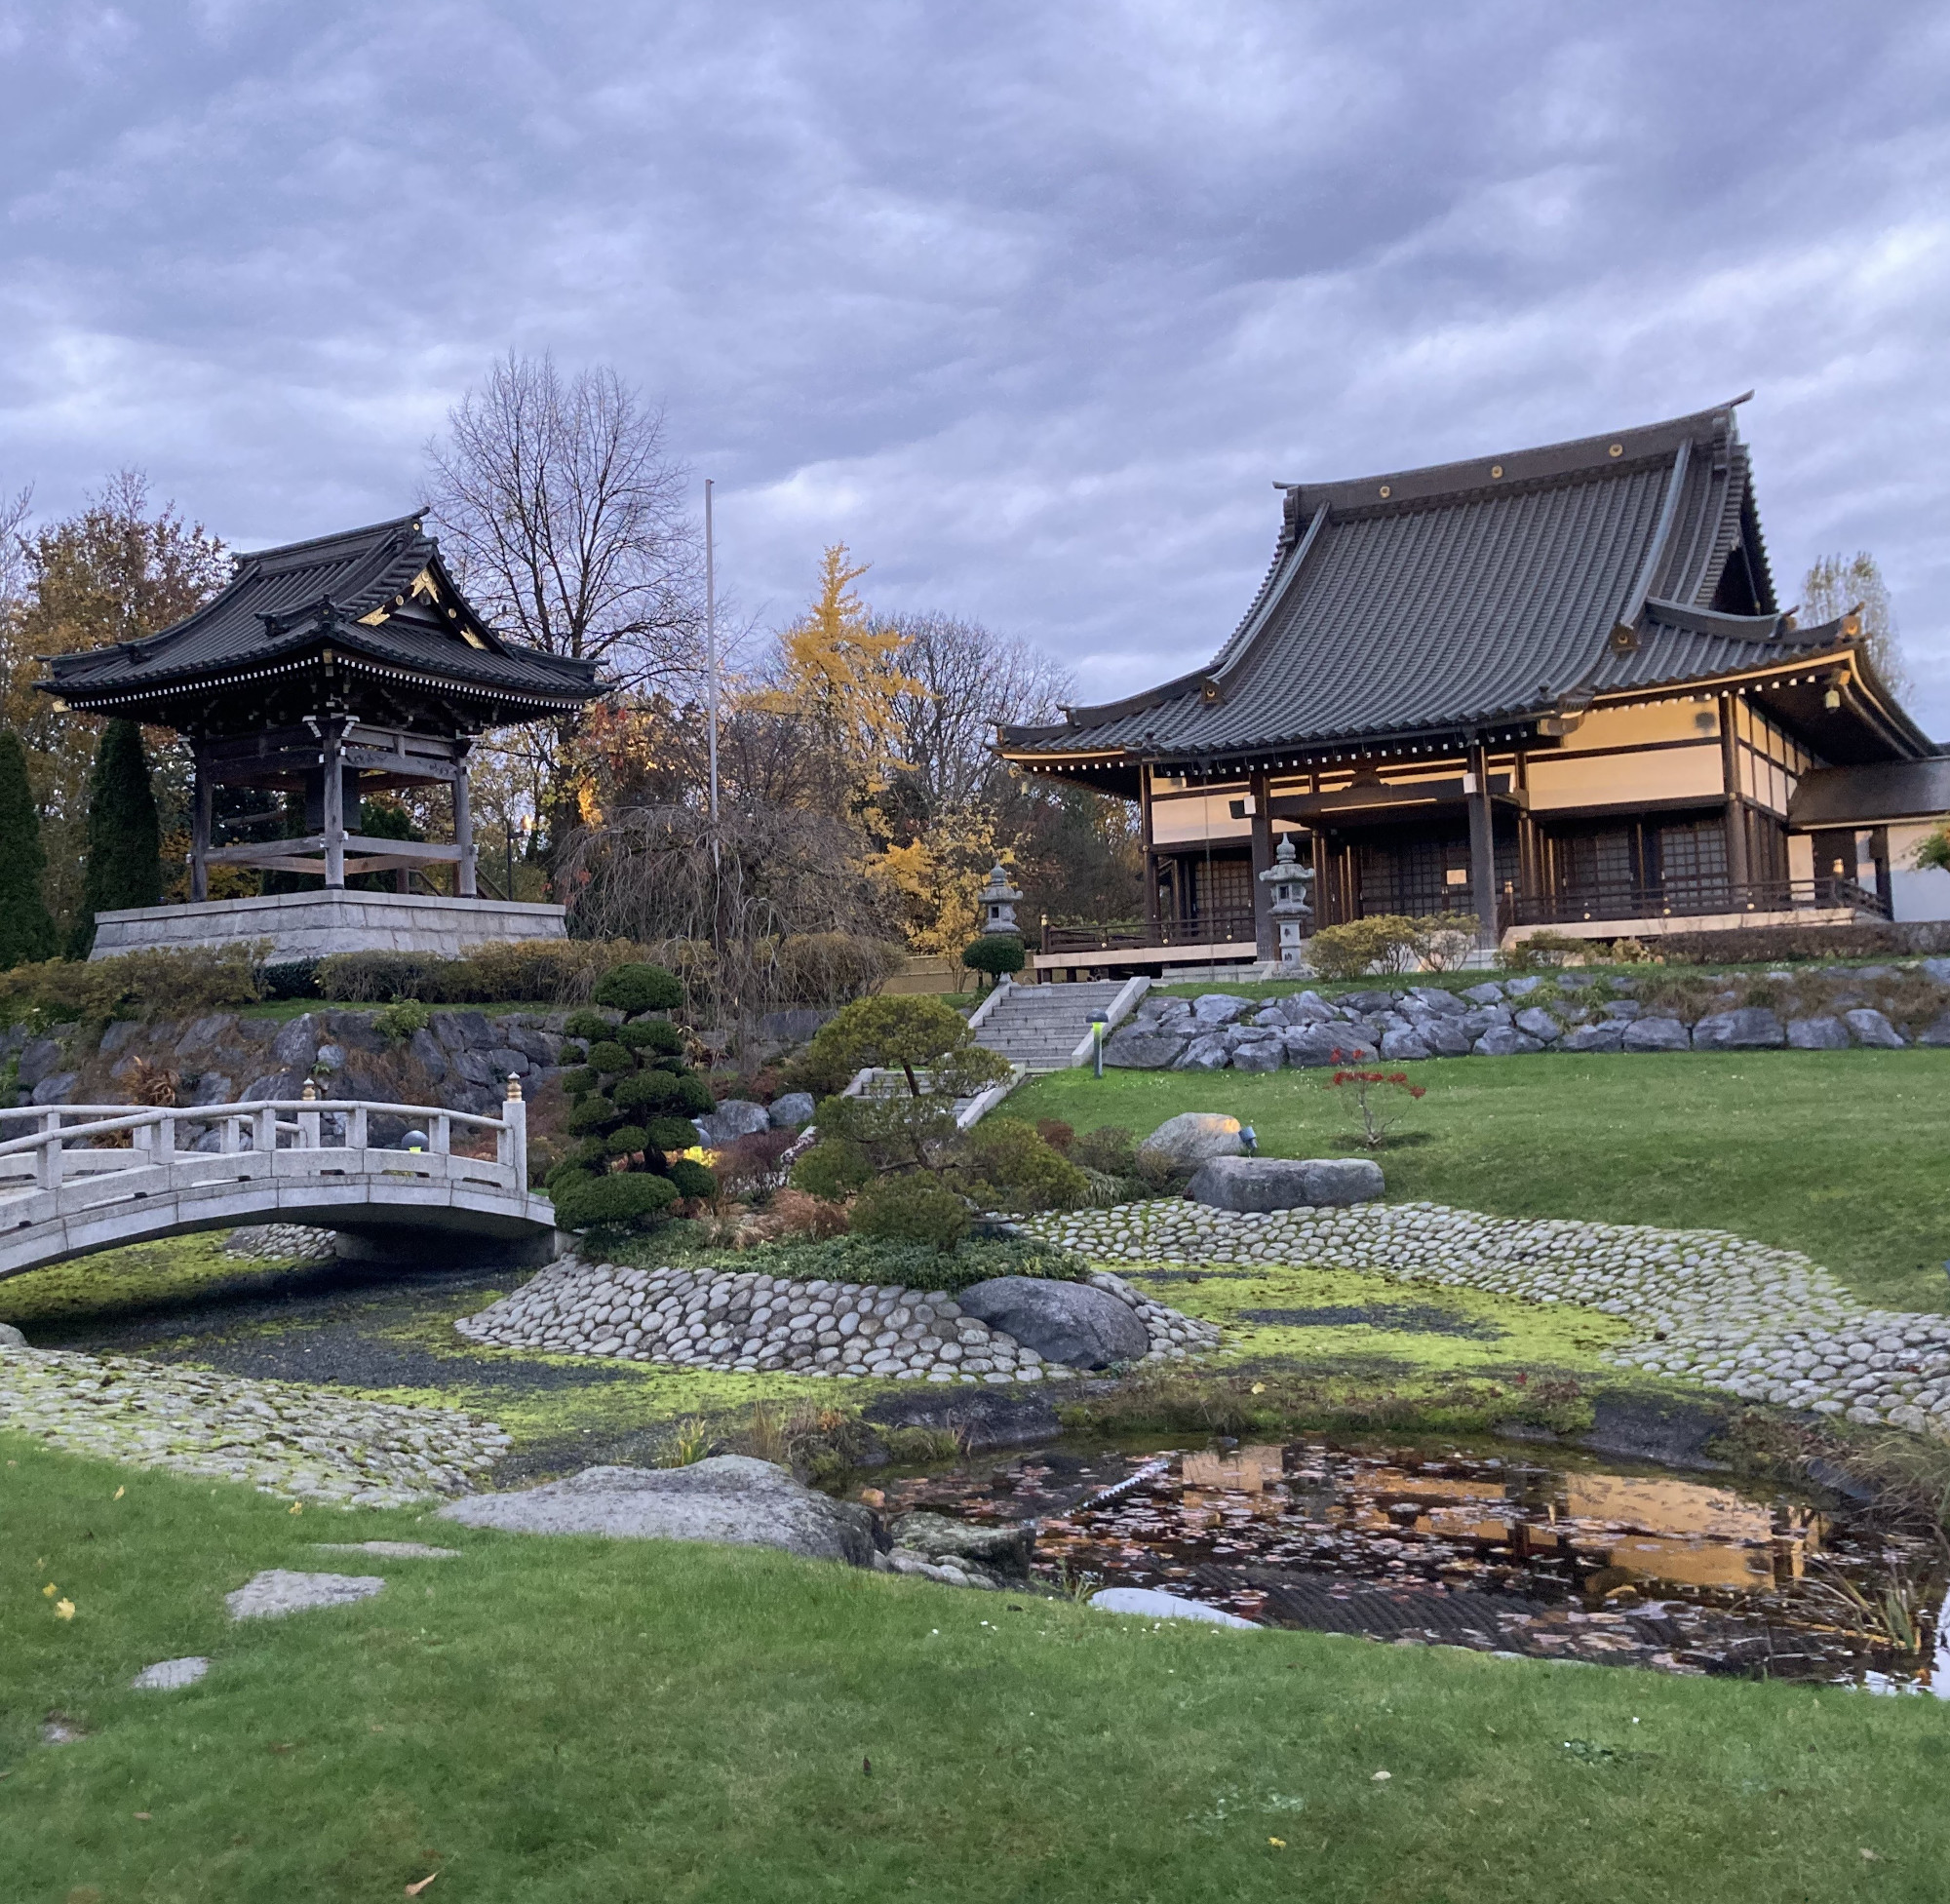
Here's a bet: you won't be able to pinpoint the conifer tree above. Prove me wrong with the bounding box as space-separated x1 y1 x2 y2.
69 719 162 957
0 729 57 968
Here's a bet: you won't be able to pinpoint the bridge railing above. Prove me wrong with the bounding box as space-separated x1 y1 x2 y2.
0 1083 528 1199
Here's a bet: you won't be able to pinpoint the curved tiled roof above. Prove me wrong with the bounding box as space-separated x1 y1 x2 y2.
998 402 1923 765
46 514 599 712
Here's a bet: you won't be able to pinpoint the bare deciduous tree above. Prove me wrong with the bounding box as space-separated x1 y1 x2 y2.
878 611 1071 815
426 353 703 694
1801 550 1910 702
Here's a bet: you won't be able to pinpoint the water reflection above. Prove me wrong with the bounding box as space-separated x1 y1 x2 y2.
871 1438 1946 1691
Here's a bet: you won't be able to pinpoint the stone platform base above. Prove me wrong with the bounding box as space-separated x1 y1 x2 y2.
89 890 567 963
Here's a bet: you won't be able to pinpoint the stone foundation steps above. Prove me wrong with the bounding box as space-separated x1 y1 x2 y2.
969 981 1133 1072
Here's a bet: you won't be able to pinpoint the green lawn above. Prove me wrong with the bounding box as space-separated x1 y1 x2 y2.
1012 1050 1950 1314
7 1435 1950 1903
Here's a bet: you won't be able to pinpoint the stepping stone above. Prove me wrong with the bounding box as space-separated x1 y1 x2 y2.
311 1541 460 1560
1090 1586 1257 1628
132 1656 211 1690
226 1570 385 1621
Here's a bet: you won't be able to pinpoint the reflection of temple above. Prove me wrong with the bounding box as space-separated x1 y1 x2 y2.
44 515 601 962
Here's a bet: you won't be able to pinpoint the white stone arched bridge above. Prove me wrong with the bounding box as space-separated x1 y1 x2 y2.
0 1087 559 1279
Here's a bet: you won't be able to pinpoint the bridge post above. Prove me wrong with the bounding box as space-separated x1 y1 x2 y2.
348 1105 369 1151
501 1075 527 1189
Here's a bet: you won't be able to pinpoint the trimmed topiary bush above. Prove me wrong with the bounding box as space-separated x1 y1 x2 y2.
593 962 684 1016
0 730 58 971
665 1157 717 1203
551 1171 679 1231
961 934 1026 986
586 1040 634 1076
618 1017 684 1055
69 719 163 958
562 1008 614 1043
961 1116 1092 1212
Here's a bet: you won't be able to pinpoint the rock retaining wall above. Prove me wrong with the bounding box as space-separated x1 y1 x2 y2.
1105 962 1950 1070
456 1260 1220 1378
1028 1198 1950 1437
0 1343 510 1502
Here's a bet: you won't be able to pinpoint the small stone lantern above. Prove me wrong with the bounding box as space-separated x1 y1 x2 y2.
977 863 1024 937
1257 835 1314 966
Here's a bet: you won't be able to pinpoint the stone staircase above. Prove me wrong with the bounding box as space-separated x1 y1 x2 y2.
969 979 1137 1073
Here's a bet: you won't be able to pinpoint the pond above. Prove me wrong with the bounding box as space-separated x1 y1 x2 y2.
862 1436 1950 1692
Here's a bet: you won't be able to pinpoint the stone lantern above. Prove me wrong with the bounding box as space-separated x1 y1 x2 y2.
1257 835 1314 966
977 863 1024 937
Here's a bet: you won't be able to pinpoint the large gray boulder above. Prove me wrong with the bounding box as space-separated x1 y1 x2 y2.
1268 991 1337 1026
1282 1025 1378 1068
768 1091 816 1128
956 1277 1150 1369
1190 992 1250 1025
1787 1016 1850 1050
1104 1025 1189 1069
1622 1016 1691 1053
1421 1018 1475 1058
1922 957 1950 988
1917 1015 1950 1048
1379 1029 1431 1062
1461 982 1506 1005
1185 1154 1384 1213
1406 987 1467 1017
1229 1038 1284 1072
694 1099 773 1145
1136 1111 1244 1173
438 1457 876 1566
1472 1028 1543 1057
1512 1007 1562 1043
890 1510 1034 1580
30 1072 80 1105
1174 1034 1231 1070
0 1322 27 1349
1559 1022 1623 1054
1342 990 1400 1015
1844 1008 1907 1048
1691 1008 1786 1051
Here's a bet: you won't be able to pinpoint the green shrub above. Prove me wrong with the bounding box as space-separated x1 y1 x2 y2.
259 959 321 1001
593 961 683 1016
613 1068 713 1117
1072 1125 1137 1176
790 1138 874 1200
618 1018 684 1055
71 719 162 957
665 1157 717 1202
1305 915 1423 980
1498 928 1589 972
773 932 908 1003
374 998 431 1041
850 1177 972 1251
961 935 1026 985
586 1039 634 1075
962 1116 1091 1212
0 946 264 1028
563 1066 601 1101
562 1008 614 1043
566 1094 617 1135
551 1170 679 1231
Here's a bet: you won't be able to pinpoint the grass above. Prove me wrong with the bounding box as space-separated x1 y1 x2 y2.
8 1434 1950 1903
1013 1050 1950 1314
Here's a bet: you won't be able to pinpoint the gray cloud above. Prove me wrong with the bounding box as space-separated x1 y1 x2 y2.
3 1 1947 727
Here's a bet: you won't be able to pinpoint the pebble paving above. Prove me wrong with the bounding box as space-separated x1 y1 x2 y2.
0 1343 511 1503
1024 1199 1950 1438
456 1259 1222 1378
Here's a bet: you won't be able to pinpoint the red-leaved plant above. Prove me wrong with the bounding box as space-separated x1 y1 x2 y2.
1325 1053 1427 1149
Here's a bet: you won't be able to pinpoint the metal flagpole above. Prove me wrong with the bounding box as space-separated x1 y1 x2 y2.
704 478 721 829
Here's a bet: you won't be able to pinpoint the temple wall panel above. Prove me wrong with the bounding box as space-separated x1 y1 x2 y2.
1525 741 1724 811
1552 700 1719 752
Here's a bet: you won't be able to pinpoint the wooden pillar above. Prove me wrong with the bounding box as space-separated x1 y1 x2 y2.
189 746 213 904
1465 740 1498 945
454 759 477 898
1140 766 1159 939
322 726 345 888
1719 693 1750 894
1248 769 1274 959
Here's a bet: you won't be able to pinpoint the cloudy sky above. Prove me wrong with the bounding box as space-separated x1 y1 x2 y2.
4 1 1948 731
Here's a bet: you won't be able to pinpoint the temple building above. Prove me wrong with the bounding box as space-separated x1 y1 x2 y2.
998 400 1947 975
43 513 601 961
